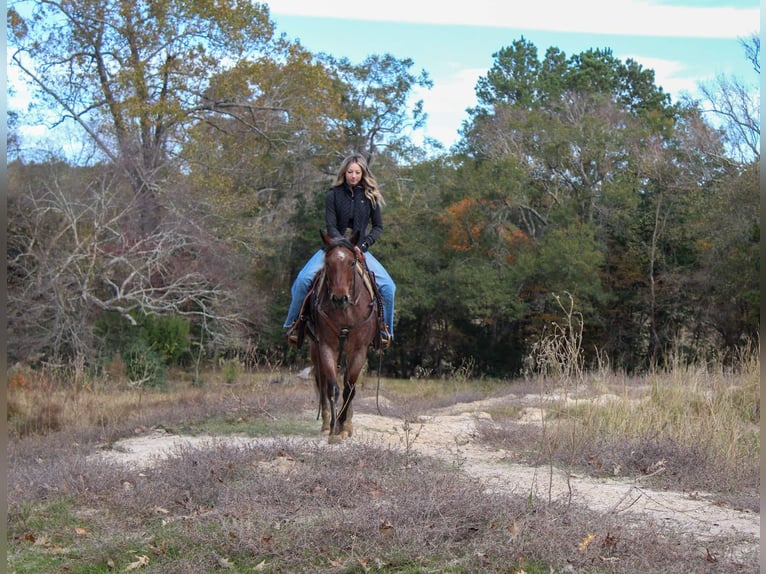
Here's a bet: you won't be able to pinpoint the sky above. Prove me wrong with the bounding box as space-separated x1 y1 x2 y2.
264 0 761 149
8 0 760 155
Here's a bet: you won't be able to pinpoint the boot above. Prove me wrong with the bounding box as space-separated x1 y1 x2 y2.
286 318 305 347
377 321 392 351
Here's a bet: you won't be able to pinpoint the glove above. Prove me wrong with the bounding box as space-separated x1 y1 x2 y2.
354 244 366 261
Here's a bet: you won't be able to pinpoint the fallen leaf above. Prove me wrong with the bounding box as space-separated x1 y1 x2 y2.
213 552 235 569
602 531 618 547
578 533 596 553
378 520 394 536
150 539 166 555
507 520 523 538
75 527 89 536
125 554 150 571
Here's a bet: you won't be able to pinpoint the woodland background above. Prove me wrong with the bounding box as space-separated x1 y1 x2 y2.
7 0 760 380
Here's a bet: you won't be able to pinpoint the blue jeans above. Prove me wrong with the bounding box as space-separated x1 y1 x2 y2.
284 249 396 339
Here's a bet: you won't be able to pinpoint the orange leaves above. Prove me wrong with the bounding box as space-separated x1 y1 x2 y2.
442 197 482 252
441 197 530 260
578 532 596 552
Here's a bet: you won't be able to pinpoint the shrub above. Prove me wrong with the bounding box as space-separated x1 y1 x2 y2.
122 340 166 388
94 311 192 375
141 313 192 365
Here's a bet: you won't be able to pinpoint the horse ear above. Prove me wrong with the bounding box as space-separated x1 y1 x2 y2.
320 229 332 245
350 230 361 246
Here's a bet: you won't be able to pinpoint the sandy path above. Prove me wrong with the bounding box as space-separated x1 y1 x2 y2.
97 394 760 561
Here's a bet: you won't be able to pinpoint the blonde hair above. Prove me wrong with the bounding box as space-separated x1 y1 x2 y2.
333 154 385 208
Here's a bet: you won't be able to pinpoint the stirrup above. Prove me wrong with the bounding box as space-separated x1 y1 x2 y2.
376 323 392 351
286 320 303 347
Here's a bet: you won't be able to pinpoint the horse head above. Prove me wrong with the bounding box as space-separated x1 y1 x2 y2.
320 230 360 310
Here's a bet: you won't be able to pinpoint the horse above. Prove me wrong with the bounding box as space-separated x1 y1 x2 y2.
309 230 379 440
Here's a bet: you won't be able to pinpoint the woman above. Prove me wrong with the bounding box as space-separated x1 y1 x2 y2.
284 153 395 349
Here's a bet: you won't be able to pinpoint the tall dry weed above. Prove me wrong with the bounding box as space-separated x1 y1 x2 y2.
512 293 759 497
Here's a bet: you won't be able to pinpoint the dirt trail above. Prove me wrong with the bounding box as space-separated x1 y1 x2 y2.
98 393 760 561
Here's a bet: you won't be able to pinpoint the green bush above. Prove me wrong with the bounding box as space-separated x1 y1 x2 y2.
122 339 166 387
140 313 191 365
94 311 192 372
221 359 239 385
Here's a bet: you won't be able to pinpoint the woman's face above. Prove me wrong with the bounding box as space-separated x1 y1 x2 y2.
345 162 363 186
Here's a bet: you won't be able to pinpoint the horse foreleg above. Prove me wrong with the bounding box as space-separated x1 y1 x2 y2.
312 347 332 434
327 376 340 434
337 378 356 438
316 377 331 434
319 388 331 434
338 351 367 438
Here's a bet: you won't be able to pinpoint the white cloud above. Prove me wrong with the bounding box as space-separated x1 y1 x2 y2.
412 67 483 148
266 0 758 39
622 55 701 99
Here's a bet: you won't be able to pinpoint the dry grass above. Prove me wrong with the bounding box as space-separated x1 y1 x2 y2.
477 343 760 511
7 352 760 573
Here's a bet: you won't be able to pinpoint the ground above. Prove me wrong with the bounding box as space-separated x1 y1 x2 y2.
96 388 760 564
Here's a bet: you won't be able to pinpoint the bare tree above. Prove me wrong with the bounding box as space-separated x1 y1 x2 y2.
8 0 277 234
699 34 760 164
7 166 240 364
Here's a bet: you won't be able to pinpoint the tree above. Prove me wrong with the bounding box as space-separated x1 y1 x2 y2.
7 160 239 364
8 0 277 234
474 37 541 109
699 34 760 164
182 44 347 264
454 37 745 370
321 53 433 160
682 34 761 354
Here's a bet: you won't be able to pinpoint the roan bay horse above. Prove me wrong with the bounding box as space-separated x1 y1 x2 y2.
309 230 379 440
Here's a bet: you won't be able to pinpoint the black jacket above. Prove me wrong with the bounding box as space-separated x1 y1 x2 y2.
325 183 382 251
